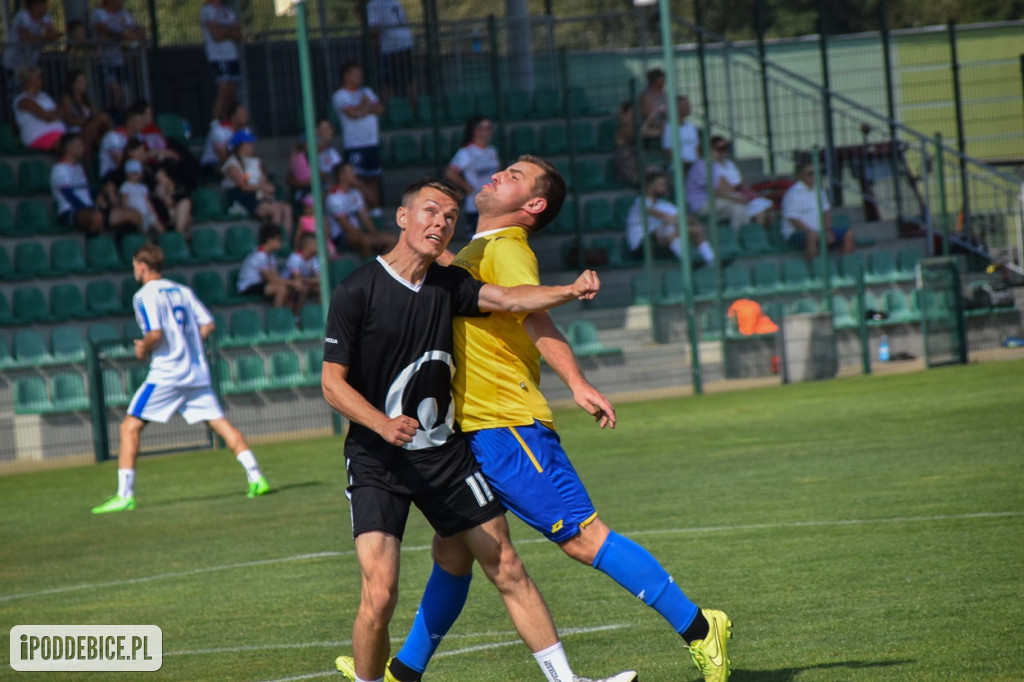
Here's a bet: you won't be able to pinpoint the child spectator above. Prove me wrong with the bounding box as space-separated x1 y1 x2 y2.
98 103 145 183
296 194 336 258
236 223 303 312
120 158 163 236
285 232 321 306
286 135 312 209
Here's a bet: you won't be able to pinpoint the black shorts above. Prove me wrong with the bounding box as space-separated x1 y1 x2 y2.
209 59 242 84
241 282 268 297
346 440 504 541
343 146 382 178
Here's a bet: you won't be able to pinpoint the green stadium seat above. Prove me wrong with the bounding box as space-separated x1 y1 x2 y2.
749 261 781 294
549 200 576 234
0 335 10 367
831 294 858 329
192 187 230 223
304 347 323 385
583 197 614 232
15 199 53 234
102 368 129 407
0 203 15 235
191 271 227 306
86 280 129 316
0 245 18 280
0 161 17 194
867 250 898 284
567 320 621 357
298 303 324 338
917 288 951 320
85 235 124 272
12 286 55 323
839 252 865 282
700 307 724 341
121 276 140 311
738 223 771 255
570 119 597 153
445 92 474 125
0 291 13 325
567 87 594 116
158 231 196 266
265 306 297 342
329 259 358 287
613 195 637 226
781 259 813 292
789 297 820 314
596 117 617 152
224 225 256 259
882 289 916 323
722 263 752 296
51 372 89 412
227 309 264 346
14 242 53 278
0 122 20 153
414 94 441 126
17 159 50 194
693 267 718 301
190 228 230 263
630 272 656 305
230 354 269 393
50 238 94 275
127 365 149 392
384 96 415 129
120 232 148 264
575 159 607 193
588 236 625 268
896 248 922 279
14 328 52 364
553 159 573 189
539 123 567 155
390 134 420 167
156 112 189 144
509 126 538 157
420 131 445 165
14 377 50 414
50 282 95 321
123 319 143 342
504 90 532 120
269 350 303 389
661 270 686 304
531 88 562 119
88 322 123 346
714 226 740 262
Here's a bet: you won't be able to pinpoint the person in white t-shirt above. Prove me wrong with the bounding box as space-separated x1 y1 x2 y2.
626 170 714 266
445 116 501 237
92 0 145 113
686 135 772 231
661 95 699 171
237 223 304 311
3 0 59 95
331 62 385 211
285 232 321 304
781 160 855 262
199 0 243 122
98 105 145 181
200 101 249 175
51 131 141 235
119 158 163 234
365 0 416 102
92 243 269 514
12 65 66 151
221 129 294 238
316 117 343 187
325 161 396 258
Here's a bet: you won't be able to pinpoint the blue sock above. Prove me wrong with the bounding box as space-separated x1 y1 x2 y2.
393 563 472 674
592 531 699 634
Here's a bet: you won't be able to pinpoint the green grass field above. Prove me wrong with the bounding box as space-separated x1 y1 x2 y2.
3 361 1023 681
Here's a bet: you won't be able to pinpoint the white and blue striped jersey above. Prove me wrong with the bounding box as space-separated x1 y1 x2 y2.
134 279 214 388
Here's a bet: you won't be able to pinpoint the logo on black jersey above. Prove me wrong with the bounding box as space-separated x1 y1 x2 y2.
384 350 455 450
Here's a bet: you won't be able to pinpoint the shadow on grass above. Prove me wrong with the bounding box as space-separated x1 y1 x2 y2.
146 480 323 507
732 659 914 680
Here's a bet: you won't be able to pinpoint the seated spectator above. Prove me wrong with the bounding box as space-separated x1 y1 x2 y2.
638 67 668 148
661 94 699 172
285 232 321 306
58 69 112 157
236 223 303 312
614 100 662 187
200 101 249 176
445 115 500 237
222 129 294 238
686 135 771 231
137 99 200 197
51 131 140 236
316 117 342 187
98 103 145 183
12 65 66 152
102 139 191 238
331 62 384 212
325 161 396 258
295 193 336 257
781 160 855 262
286 135 312 209
120 158 163 237
627 170 715 266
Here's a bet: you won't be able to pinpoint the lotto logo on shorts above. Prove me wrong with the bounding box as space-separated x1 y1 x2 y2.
10 625 162 671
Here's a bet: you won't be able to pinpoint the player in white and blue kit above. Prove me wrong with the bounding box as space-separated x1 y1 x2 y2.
92 243 269 514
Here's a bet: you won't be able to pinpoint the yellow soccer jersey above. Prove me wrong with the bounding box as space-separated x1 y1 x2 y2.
452 226 554 432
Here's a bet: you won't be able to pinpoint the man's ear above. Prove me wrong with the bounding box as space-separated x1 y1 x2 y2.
395 205 407 230
522 196 547 217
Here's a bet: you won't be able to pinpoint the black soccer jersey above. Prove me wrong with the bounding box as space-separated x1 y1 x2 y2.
324 257 486 464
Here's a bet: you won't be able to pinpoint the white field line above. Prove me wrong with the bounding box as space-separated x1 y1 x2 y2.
3 511 1021 605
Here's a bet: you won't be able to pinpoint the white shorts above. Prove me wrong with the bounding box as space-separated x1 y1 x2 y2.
127 382 225 425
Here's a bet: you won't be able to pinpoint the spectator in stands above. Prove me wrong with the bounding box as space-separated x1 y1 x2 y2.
686 135 771 232
137 99 199 197
287 134 312 210
638 67 668 148
365 0 416 104
104 139 192 239
221 129 294 239
200 0 243 122
613 100 661 186
98 102 145 182
12 65 66 152
3 0 59 96
331 61 385 212
236 223 303 312
662 94 699 172
120 158 163 236
325 161 396 258
58 69 112 158
92 0 145 116
295 193 336 257
200 101 248 176
51 131 140 236
316 117 342 186
445 116 501 238
285 232 321 305
782 160 855 262
627 170 715 267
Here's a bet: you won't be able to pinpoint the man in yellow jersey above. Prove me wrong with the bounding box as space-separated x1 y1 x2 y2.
387 156 732 682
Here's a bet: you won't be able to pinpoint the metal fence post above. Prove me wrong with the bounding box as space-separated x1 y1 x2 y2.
855 264 871 375
880 0 904 229
934 133 950 257
632 79 658 337
86 341 110 463
755 0 775 175
948 21 969 223
817 0 837 207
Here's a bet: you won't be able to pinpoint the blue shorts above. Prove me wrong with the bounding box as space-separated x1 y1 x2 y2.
787 226 849 249
344 145 382 178
209 59 242 84
465 421 596 543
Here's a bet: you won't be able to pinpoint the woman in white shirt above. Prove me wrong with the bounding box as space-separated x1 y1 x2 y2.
221 130 294 240
12 65 66 151
445 116 500 237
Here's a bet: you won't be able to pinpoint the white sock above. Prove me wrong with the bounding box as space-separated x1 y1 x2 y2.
355 677 382 682
698 240 715 264
235 450 262 483
117 469 135 498
533 641 574 682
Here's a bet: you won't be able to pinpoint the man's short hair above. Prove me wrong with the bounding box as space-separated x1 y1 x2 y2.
646 169 667 185
340 61 361 81
400 177 465 208
134 243 164 273
258 223 282 245
646 68 665 86
518 154 566 232
57 132 82 154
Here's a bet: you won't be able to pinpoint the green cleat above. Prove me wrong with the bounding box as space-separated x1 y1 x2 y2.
688 608 732 682
336 655 401 682
247 475 270 498
91 495 135 514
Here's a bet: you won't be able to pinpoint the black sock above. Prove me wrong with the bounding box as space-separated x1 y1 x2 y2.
681 609 710 643
387 657 422 682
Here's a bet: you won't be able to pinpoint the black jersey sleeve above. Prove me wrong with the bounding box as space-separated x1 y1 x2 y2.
443 263 487 318
324 280 366 366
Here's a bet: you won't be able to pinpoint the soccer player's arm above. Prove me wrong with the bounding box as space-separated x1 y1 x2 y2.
524 312 616 428
320 286 419 447
193 295 216 341
133 291 164 360
476 270 600 313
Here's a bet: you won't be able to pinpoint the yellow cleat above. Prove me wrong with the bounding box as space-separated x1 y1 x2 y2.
688 608 732 682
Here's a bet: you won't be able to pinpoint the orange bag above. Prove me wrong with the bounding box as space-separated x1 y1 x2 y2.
727 299 778 335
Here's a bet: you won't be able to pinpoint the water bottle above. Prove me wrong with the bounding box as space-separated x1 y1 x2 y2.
471 29 482 54
879 335 890 362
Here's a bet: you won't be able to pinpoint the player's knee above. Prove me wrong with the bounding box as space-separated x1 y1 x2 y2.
360 581 399 620
430 535 474 576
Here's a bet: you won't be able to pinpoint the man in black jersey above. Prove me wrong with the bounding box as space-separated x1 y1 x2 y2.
324 178 614 682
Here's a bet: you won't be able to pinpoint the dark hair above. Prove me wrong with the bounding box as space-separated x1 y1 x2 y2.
66 18 86 36
133 243 164 273
711 135 729 149
57 132 82 155
645 169 667 185
460 116 488 147
63 68 87 96
518 154 566 232
646 68 666 86
400 177 465 208
226 101 246 121
332 160 354 182
340 61 361 82
258 223 282 245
